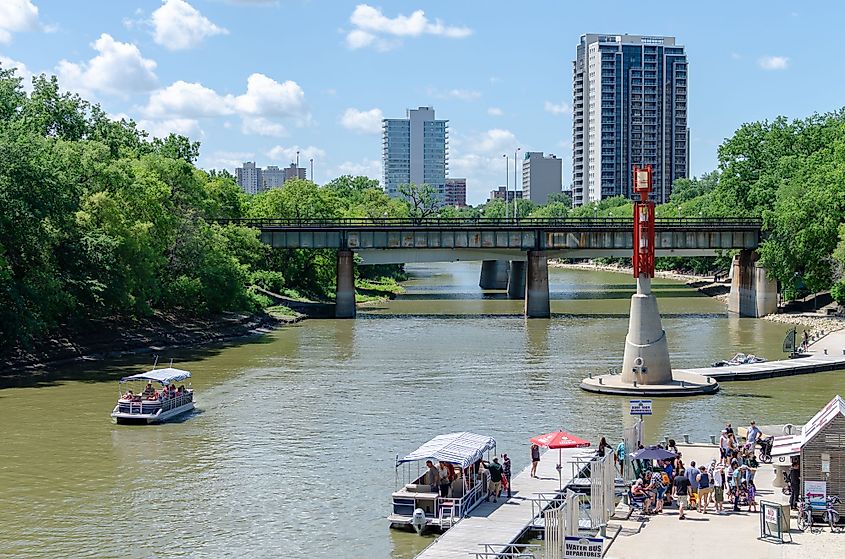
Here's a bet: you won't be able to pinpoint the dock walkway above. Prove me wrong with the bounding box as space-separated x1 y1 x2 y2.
677 328 845 381
415 447 588 559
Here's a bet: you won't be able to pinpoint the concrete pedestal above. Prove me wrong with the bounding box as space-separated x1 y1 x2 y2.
525 251 550 318
507 261 526 300
479 260 509 290
581 275 719 396
621 277 672 385
727 250 778 318
335 249 356 318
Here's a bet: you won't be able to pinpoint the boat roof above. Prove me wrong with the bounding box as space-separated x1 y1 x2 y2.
397 432 496 469
120 367 192 385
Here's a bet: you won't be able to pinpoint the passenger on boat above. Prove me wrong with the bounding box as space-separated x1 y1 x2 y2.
426 460 439 492
122 389 134 400
146 389 159 401
178 385 185 394
438 461 450 497
450 471 464 498
142 383 155 397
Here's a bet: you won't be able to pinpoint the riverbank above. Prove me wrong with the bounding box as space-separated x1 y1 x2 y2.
0 309 296 378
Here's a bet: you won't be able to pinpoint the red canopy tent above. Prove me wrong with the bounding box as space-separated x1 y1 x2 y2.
530 430 592 489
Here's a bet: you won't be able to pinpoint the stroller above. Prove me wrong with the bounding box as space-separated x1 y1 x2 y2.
757 436 774 463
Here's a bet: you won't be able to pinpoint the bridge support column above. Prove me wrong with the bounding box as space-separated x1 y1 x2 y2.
479 260 509 290
525 251 550 318
507 261 526 299
728 250 777 318
335 249 356 319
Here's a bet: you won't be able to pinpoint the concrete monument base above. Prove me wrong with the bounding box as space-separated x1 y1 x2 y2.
580 370 719 396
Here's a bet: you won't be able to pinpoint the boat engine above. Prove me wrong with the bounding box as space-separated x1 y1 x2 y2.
410 508 427 535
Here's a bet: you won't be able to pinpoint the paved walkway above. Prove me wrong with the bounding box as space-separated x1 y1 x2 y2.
416 447 589 559
605 444 845 559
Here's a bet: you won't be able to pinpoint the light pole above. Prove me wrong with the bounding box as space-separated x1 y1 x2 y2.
296 150 300 169
514 147 521 219
502 154 509 220
310 158 314 182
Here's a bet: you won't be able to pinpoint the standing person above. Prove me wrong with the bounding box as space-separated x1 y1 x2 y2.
725 422 734 436
684 461 700 508
598 437 610 458
530 444 541 478
437 461 451 498
719 430 730 465
789 458 801 510
673 469 692 520
696 465 712 513
666 439 678 455
802 329 809 352
426 460 439 492
747 421 761 456
615 440 625 477
712 463 725 514
732 465 744 511
482 457 504 503
747 480 757 512
502 454 512 498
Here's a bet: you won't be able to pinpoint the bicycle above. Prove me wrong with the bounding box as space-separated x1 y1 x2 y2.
797 496 813 531
822 495 841 531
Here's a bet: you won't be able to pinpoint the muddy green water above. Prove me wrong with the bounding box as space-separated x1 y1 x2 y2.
1 263 840 558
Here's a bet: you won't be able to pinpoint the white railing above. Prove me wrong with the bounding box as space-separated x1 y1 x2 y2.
474 544 540 559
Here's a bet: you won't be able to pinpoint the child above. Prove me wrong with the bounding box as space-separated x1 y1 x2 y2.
747 480 757 512
713 465 725 514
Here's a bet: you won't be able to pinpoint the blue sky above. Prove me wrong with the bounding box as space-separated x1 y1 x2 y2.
0 1 840 204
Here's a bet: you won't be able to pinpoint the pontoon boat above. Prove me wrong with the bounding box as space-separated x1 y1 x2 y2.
111 367 194 424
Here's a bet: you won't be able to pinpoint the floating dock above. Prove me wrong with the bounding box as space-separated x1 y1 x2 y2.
677 353 845 382
415 447 590 559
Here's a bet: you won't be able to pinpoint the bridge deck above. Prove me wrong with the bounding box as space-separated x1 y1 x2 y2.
415 447 587 559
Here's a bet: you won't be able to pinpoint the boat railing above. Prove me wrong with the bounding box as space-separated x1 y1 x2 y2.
118 390 193 415
437 471 488 519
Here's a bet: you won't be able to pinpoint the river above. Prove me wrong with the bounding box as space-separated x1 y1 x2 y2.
1 262 841 558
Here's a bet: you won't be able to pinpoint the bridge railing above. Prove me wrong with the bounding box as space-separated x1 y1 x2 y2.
214 217 762 229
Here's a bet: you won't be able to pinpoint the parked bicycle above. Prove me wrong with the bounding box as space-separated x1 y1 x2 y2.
797 496 813 531
798 494 841 531
822 495 841 531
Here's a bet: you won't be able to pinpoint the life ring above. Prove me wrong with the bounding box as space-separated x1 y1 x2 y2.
783 424 794 435
634 357 644 367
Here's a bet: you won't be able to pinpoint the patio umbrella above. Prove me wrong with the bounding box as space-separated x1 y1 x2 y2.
629 445 676 461
530 431 591 489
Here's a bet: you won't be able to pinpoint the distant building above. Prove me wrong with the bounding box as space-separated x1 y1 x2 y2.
521 152 562 204
283 163 306 182
383 106 448 202
572 33 689 205
235 162 262 195
487 186 523 203
444 178 467 207
263 166 285 190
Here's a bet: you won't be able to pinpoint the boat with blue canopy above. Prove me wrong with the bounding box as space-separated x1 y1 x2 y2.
388 432 496 534
110 365 195 424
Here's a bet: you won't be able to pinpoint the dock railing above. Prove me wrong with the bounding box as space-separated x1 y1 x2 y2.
473 543 541 559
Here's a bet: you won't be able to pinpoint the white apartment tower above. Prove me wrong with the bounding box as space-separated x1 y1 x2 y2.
382 106 448 201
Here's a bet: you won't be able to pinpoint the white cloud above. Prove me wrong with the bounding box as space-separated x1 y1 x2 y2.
346 4 471 50
340 107 383 134
473 128 517 153
759 56 789 70
448 128 522 204
0 55 33 90
142 73 307 137
137 118 203 139
544 100 571 116
487 107 503 117
144 80 233 118
151 0 228 50
267 145 326 163
201 150 256 170
57 34 158 96
429 87 481 101
334 158 382 180
241 116 287 137
0 0 39 43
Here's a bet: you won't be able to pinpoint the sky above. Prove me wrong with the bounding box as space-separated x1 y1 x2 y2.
0 0 842 204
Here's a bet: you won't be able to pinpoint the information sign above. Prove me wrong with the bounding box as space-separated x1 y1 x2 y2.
804 480 827 509
563 536 603 559
629 399 653 416
759 500 791 543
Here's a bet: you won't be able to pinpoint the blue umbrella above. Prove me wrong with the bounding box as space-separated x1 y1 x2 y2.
629 445 676 461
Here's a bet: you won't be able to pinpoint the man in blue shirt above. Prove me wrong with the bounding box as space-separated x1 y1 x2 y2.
747 421 762 457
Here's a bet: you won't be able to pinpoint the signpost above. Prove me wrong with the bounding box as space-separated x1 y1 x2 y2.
563 536 603 559
629 399 653 417
759 500 791 543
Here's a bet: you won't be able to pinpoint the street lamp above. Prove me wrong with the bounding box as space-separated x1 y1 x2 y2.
502 154 509 220
310 158 314 182
514 147 521 219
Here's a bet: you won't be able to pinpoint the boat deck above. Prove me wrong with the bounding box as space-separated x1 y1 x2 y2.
415 447 590 559
676 353 845 381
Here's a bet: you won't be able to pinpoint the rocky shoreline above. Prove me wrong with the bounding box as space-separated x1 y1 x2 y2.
0 310 298 379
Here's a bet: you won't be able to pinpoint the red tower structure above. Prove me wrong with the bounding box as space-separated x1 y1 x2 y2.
632 165 655 279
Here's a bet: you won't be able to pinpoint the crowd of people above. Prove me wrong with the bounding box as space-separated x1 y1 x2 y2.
628 421 764 520
121 382 188 402
423 454 513 503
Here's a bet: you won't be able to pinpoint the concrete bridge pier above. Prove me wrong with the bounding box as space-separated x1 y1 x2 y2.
335 249 356 318
479 260 509 290
507 261 526 299
727 249 777 318
525 251 550 318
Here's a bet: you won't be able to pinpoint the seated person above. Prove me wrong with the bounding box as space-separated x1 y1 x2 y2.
147 389 160 400
631 479 653 513
142 382 155 396
121 389 134 400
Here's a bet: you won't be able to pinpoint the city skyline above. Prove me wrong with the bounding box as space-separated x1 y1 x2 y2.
1 1 838 204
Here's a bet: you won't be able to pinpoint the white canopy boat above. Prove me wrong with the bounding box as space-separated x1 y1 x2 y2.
388 432 496 535
110 366 195 424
